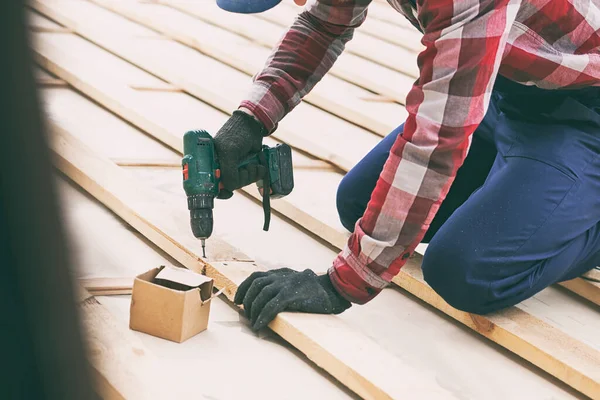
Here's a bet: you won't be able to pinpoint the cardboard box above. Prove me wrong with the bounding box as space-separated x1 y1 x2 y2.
129 265 215 343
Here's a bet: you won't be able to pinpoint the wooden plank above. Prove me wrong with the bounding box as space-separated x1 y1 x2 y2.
584 267 600 282
78 277 133 295
27 8 65 30
31 30 175 91
29 4 379 172
129 83 181 92
39 87 182 162
559 279 600 307
50 124 457 400
37 77 68 86
158 0 414 103
89 0 405 137
113 157 335 171
76 287 185 399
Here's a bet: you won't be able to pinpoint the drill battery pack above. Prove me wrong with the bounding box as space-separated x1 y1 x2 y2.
257 143 294 199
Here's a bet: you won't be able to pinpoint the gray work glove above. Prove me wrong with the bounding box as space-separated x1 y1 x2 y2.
233 268 352 331
214 110 268 199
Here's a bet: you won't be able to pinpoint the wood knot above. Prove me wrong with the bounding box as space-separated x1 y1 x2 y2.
469 313 495 333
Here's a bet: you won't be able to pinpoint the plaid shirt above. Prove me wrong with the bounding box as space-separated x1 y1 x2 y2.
240 0 600 304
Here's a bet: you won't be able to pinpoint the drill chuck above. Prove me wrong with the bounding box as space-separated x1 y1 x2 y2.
189 208 213 239
187 193 214 239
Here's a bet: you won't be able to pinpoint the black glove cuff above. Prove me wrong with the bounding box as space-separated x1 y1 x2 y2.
317 273 352 314
230 109 269 138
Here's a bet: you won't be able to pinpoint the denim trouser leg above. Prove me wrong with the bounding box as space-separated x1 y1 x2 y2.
336 81 600 313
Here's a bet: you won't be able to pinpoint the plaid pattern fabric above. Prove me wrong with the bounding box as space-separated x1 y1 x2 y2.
240 0 600 304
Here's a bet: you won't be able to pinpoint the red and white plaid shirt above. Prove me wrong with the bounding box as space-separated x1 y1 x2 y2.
240 0 600 304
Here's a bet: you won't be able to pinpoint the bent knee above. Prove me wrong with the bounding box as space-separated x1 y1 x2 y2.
422 242 497 314
336 176 364 232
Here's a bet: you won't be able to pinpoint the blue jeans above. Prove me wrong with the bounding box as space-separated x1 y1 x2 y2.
336 77 600 314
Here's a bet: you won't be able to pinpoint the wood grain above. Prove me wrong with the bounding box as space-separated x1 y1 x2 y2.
50 124 457 400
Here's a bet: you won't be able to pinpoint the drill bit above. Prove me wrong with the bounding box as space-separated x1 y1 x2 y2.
201 239 206 258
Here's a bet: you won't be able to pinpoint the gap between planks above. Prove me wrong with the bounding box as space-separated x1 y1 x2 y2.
30 5 600 398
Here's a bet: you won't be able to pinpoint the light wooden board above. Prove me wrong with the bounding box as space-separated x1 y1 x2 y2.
27 8 71 32
89 0 405 137
45 81 584 399
78 277 133 295
50 123 458 400
560 278 600 306
159 0 420 78
34 65 67 86
158 0 415 103
58 176 355 400
40 87 182 162
32 33 174 91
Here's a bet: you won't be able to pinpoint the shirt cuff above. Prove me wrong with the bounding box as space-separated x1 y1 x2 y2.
328 253 383 305
239 81 285 134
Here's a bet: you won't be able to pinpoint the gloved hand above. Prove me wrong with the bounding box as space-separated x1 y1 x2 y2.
233 268 352 331
214 109 268 199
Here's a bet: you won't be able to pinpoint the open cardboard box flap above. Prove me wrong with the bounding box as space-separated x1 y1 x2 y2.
153 265 220 304
130 265 219 343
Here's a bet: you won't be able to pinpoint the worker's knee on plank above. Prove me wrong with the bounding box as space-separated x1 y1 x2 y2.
422 242 494 315
336 177 363 232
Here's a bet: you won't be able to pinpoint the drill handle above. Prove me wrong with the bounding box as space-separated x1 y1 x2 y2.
236 147 266 169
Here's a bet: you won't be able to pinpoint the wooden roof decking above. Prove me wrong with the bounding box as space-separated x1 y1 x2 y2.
28 1 599 399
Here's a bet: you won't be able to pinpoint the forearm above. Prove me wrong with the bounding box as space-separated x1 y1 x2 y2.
240 1 370 132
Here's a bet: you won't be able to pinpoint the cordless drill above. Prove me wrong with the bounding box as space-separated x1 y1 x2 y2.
182 130 294 257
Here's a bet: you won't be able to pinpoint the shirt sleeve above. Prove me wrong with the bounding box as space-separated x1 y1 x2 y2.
329 0 522 304
239 0 372 133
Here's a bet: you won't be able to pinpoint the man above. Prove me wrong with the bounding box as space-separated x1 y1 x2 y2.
213 0 600 331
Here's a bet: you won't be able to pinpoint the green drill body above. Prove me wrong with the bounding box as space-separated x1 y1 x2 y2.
182 130 294 256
